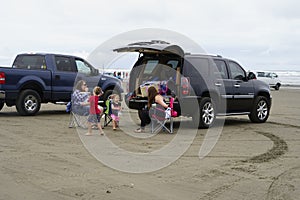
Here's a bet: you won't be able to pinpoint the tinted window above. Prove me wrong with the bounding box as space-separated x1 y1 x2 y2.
183 57 209 77
55 56 74 72
13 55 46 70
213 59 228 79
228 61 245 80
143 60 159 74
182 57 209 95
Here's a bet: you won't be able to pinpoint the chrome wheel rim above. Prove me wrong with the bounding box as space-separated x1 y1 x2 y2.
24 95 38 112
202 102 215 125
257 100 268 120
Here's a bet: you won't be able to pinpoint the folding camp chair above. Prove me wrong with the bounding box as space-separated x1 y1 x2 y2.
150 97 177 134
68 103 89 129
103 99 113 127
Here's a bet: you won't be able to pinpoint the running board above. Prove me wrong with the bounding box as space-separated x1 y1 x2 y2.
217 112 250 116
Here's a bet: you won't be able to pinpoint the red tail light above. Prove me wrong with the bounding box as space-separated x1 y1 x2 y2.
181 77 190 95
0 72 5 84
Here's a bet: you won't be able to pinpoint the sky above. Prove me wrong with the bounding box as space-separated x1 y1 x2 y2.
0 0 299 71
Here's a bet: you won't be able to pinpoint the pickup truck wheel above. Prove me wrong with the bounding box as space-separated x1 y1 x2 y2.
248 96 270 123
0 102 4 111
193 97 216 129
16 89 41 116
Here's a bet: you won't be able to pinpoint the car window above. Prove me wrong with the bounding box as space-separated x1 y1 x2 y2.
213 59 228 79
183 57 209 77
228 61 245 80
166 60 179 69
257 72 265 77
143 60 159 74
272 73 278 78
75 59 92 75
55 56 74 72
13 55 47 70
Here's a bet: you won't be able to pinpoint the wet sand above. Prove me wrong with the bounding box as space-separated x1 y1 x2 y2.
0 87 299 200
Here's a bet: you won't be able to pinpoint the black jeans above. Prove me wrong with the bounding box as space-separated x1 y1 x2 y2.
138 109 151 129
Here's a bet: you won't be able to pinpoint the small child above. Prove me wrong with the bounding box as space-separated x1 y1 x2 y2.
111 94 122 130
85 86 104 136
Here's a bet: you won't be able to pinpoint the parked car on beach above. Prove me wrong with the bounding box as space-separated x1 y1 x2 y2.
0 53 123 115
252 71 281 90
115 40 272 128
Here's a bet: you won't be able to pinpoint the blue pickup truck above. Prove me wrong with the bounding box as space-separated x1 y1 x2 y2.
0 53 123 115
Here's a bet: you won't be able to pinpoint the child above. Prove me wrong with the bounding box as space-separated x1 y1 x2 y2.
111 94 122 130
85 86 104 136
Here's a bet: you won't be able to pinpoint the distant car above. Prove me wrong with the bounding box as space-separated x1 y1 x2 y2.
252 71 281 90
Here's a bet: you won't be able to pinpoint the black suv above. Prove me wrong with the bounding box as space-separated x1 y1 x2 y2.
115 40 272 128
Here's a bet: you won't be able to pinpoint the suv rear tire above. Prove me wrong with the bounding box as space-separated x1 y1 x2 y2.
248 96 270 123
193 97 216 129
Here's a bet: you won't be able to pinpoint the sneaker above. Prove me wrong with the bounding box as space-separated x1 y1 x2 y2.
134 128 145 133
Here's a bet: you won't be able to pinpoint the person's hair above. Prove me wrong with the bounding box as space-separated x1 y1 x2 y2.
147 86 159 108
74 80 86 91
113 94 119 100
93 86 102 95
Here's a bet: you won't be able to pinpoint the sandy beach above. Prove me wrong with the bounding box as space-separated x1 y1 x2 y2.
0 87 299 200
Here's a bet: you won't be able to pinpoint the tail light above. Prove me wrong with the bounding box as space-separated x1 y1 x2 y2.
181 77 190 96
0 72 5 84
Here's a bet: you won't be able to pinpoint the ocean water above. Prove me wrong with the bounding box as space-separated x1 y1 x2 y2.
273 70 300 86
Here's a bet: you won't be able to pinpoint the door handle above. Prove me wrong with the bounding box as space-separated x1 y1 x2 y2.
215 83 222 87
234 84 240 88
55 75 60 80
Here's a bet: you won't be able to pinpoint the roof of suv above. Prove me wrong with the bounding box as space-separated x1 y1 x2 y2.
114 40 236 62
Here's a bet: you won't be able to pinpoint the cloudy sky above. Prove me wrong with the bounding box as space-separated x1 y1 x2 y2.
0 0 299 71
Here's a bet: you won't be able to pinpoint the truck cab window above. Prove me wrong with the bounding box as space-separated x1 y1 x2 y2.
75 60 92 75
55 56 73 72
13 55 46 70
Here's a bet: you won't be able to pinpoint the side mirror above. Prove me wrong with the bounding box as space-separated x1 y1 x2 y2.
247 72 256 80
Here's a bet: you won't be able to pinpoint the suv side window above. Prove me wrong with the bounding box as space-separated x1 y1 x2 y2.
213 59 228 79
228 61 245 80
55 56 74 72
183 57 209 78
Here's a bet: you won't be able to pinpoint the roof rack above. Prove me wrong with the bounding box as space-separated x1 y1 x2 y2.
184 53 223 58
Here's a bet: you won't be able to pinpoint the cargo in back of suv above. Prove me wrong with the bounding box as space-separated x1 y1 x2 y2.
114 40 272 128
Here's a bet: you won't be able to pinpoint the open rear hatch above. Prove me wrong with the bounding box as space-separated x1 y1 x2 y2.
113 40 184 57
114 40 184 110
